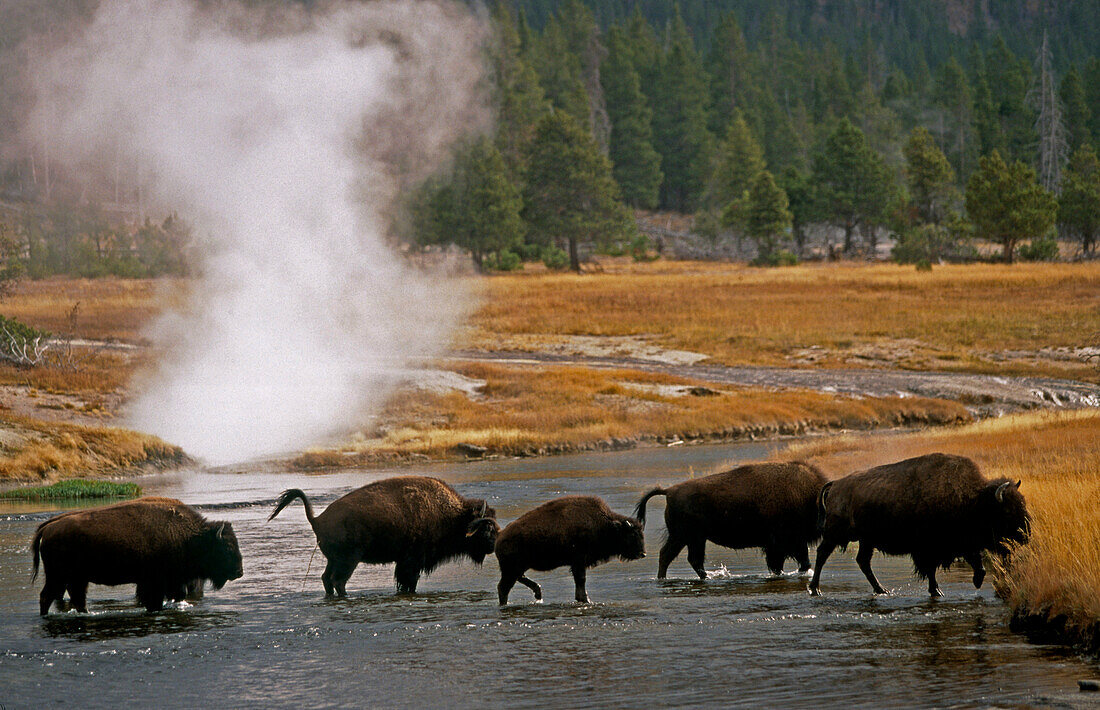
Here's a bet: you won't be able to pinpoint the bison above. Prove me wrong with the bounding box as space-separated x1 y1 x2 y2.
268 476 499 595
495 495 645 605
808 453 1030 597
634 461 828 579
32 497 244 615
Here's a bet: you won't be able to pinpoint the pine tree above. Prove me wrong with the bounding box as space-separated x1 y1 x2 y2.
491 3 549 176
531 19 590 129
1028 31 1068 193
742 170 792 262
523 112 634 271
705 109 765 214
933 57 973 177
987 35 1035 164
650 10 714 212
965 150 1057 264
778 167 815 256
1058 143 1100 255
1059 65 1092 153
811 118 894 254
1085 58 1100 144
557 0 610 152
705 12 752 136
412 138 524 271
602 27 662 208
903 127 955 224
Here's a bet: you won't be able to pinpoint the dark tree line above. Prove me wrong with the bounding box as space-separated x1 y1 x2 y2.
408 0 1100 268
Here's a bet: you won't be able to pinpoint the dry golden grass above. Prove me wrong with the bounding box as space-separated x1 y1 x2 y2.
2 277 176 341
0 413 187 482
468 260 1100 381
777 409 1100 645
296 362 970 467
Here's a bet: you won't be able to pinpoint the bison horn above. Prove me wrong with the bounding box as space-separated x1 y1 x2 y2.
215 522 226 539
995 481 1012 503
478 501 488 518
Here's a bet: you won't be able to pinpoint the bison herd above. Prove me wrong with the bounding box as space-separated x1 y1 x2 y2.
30 453 1030 615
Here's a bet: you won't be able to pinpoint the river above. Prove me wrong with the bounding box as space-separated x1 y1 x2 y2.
1 442 1097 708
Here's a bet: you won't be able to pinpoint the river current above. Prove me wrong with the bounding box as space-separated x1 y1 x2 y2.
1 442 1097 708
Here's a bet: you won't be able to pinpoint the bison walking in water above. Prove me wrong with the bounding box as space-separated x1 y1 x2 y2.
809 453 1030 597
268 476 499 595
634 462 828 579
495 495 645 605
32 497 244 615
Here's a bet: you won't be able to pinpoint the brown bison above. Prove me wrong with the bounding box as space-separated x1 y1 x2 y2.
808 453 1030 597
32 497 244 615
634 461 828 579
268 476 499 595
495 495 645 605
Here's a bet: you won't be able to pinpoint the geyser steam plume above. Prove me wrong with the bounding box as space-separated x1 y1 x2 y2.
27 0 490 463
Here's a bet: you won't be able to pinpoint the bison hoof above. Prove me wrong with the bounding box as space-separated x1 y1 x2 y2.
973 574 985 589
930 587 944 597
808 586 820 597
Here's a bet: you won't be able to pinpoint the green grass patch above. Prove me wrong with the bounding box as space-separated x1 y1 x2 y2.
0 479 141 500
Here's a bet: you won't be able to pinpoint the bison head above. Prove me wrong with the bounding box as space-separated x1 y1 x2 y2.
615 518 646 561
202 521 244 589
464 501 499 564
986 479 1030 551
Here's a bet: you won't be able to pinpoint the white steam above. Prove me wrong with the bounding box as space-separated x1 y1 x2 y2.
27 0 489 463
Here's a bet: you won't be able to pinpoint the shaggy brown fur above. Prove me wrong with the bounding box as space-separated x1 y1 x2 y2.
634 461 827 579
495 495 645 605
32 497 243 615
269 476 499 595
809 452 1030 597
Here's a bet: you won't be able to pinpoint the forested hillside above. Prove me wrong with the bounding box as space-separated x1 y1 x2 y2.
407 0 1100 267
2 0 1100 275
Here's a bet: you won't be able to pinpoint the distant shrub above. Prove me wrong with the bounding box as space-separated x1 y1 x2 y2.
892 219 976 264
1018 236 1059 261
0 314 49 365
540 245 569 270
915 258 933 272
751 250 798 267
630 234 657 262
485 249 522 271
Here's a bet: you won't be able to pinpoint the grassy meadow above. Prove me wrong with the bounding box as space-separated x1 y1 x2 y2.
470 260 1100 381
775 409 1100 648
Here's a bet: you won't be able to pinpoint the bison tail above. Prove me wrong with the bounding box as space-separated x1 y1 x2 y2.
633 487 667 527
816 481 834 532
269 488 317 528
31 524 44 581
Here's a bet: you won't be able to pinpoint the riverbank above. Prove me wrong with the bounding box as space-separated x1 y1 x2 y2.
0 412 186 483
776 409 1100 652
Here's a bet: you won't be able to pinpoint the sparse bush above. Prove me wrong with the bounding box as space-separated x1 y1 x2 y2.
915 258 933 272
485 249 523 271
1019 236 1059 261
751 249 798 267
630 234 656 262
0 314 49 366
540 245 569 270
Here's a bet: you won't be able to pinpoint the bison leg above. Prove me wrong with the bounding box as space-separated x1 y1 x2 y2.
66 581 88 613
808 540 837 596
517 575 542 601
327 559 357 597
136 581 165 612
856 543 887 595
394 559 420 594
965 551 985 589
497 573 517 605
687 540 707 580
764 546 785 576
39 577 65 616
657 538 686 579
794 544 812 575
571 565 589 603
926 567 943 597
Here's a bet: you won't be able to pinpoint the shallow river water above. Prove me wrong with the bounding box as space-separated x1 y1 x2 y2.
1 442 1097 708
